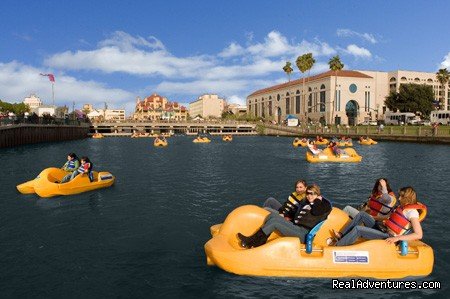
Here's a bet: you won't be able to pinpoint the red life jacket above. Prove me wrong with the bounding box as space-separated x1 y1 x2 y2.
384 203 427 236
368 192 397 218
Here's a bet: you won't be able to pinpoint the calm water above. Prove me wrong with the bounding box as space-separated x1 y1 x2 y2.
1 136 449 298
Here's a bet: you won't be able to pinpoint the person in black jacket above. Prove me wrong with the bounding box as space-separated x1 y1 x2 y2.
237 184 332 249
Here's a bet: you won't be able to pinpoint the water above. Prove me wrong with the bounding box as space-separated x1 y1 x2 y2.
1 136 449 298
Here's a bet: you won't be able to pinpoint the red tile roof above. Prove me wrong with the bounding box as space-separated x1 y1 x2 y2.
248 70 373 97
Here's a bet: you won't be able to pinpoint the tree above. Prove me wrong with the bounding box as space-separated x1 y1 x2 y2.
282 61 294 82
328 55 344 125
296 53 315 119
385 83 434 116
436 68 449 110
0 100 30 115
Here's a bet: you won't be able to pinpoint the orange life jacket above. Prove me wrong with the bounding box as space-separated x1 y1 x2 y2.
384 203 427 236
368 192 397 217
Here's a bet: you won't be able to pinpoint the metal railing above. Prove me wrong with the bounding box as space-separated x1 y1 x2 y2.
0 116 90 127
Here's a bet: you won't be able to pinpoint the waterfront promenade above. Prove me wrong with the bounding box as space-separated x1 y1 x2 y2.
261 123 450 144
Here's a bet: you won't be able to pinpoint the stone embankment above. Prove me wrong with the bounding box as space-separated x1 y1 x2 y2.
0 124 90 148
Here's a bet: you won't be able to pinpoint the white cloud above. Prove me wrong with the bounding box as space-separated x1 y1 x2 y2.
337 29 378 44
343 44 372 58
219 42 245 58
440 52 450 69
0 61 134 111
45 31 214 78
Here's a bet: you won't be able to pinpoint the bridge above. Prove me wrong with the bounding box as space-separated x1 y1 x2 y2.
90 121 257 136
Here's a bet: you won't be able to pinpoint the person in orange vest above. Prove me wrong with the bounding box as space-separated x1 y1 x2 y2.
331 186 426 246
343 178 397 219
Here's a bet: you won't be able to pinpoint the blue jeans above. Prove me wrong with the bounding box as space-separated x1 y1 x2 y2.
336 211 389 246
61 171 78 183
263 197 282 213
261 212 309 243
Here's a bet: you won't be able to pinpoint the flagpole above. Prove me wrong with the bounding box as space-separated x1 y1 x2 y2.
52 82 55 106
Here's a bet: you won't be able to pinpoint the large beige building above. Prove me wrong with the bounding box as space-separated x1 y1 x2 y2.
247 69 449 125
133 93 187 121
189 94 226 118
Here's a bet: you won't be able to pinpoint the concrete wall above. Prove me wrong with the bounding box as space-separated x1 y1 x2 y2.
0 124 90 148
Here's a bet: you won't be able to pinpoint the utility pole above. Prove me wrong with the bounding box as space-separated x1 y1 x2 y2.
72 101 75 120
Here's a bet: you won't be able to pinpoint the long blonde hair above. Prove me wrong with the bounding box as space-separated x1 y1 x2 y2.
306 184 321 196
399 187 417 206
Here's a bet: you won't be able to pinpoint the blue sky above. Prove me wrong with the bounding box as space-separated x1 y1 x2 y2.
1 0 449 115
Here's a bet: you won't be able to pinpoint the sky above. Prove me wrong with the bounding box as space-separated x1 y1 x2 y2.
1 0 449 115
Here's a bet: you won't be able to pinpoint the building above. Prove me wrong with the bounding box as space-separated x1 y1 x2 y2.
189 94 226 118
133 93 187 121
32 105 56 117
247 69 449 125
86 108 126 121
23 94 43 109
226 103 247 116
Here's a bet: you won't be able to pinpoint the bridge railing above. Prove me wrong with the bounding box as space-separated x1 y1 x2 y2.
0 116 90 127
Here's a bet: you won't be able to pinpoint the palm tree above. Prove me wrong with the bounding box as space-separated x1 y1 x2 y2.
296 53 315 121
282 61 294 82
329 55 344 125
436 68 449 110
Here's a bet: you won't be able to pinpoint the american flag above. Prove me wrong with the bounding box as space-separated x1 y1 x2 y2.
40 73 55 83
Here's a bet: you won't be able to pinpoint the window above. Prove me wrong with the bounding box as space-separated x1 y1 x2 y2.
285 92 290 114
269 96 272 116
349 84 357 93
295 90 301 114
308 88 313 113
320 89 326 112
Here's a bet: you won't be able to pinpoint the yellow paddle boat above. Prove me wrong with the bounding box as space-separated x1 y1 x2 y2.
92 133 104 139
337 140 353 147
154 138 168 147
204 205 434 279
314 138 329 145
359 138 378 145
292 138 308 147
193 137 211 143
16 167 115 198
306 147 362 163
222 135 233 142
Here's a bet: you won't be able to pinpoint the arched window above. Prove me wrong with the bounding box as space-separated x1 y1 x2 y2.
277 94 281 101
268 96 272 116
401 77 407 81
320 84 326 89
308 87 313 113
295 90 301 114
390 77 396 82
414 78 420 82
320 89 326 112
427 78 433 82
285 92 290 114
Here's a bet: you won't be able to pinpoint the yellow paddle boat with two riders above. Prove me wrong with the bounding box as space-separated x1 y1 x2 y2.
358 137 378 145
92 133 104 139
306 147 362 163
154 137 168 147
222 135 233 142
204 205 434 279
193 136 211 143
16 167 115 198
292 137 308 147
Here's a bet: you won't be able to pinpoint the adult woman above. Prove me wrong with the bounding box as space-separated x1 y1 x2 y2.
263 179 307 220
59 153 80 183
238 184 332 249
343 178 396 220
333 187 425 246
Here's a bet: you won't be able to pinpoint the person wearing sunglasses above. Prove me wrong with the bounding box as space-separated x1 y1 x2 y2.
237 184 332 249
